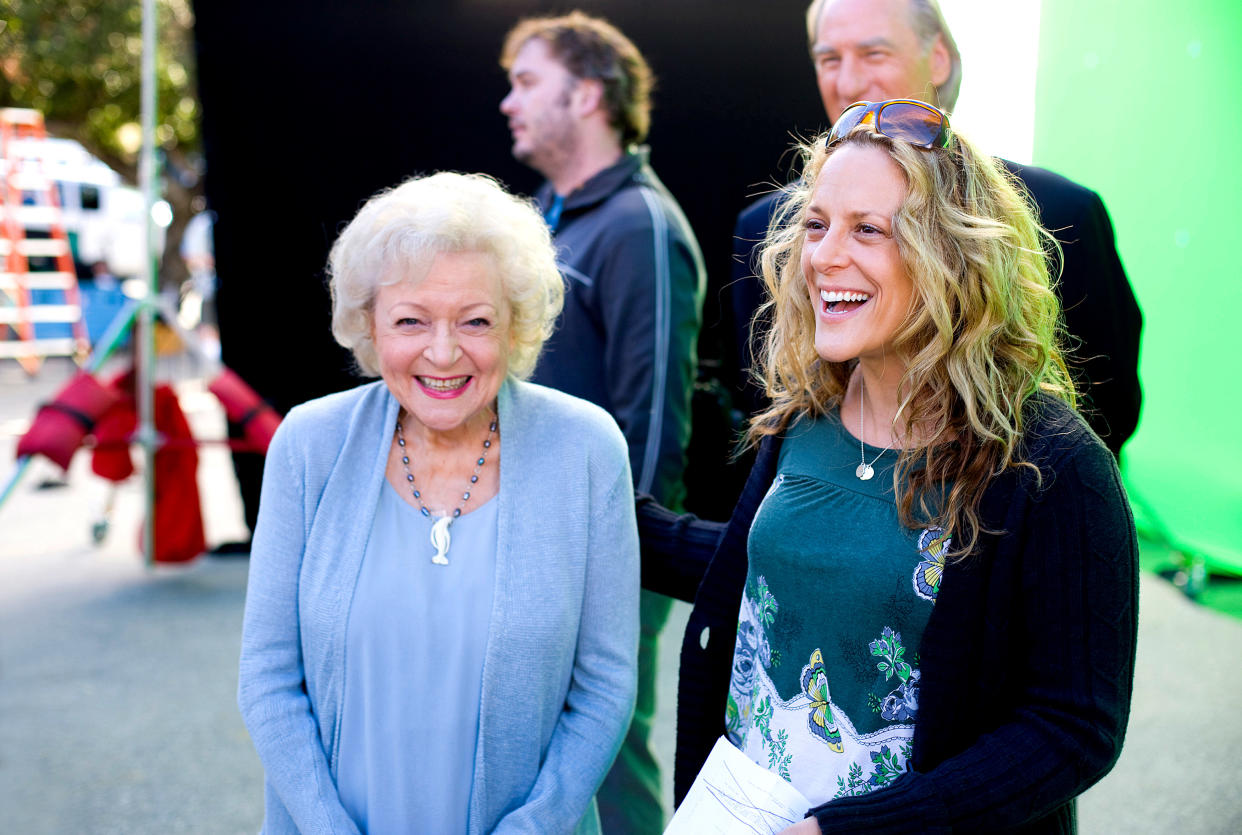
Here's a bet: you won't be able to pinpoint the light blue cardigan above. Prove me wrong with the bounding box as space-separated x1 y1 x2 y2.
238 378 639 834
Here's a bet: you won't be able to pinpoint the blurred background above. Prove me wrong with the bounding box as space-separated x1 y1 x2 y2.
2 0 1240 832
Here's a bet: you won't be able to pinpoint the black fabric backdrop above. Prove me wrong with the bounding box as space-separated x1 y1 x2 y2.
193 0 824 518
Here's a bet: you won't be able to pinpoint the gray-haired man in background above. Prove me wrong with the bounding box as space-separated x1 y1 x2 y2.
729 0 1141 459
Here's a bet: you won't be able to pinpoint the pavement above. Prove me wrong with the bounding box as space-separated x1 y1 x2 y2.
1 358 1240 834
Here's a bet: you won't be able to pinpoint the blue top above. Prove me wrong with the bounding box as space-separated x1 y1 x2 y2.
238 379 639 835
337 485 498 833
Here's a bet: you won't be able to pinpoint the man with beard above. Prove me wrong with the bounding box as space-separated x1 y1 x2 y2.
500 12 705 833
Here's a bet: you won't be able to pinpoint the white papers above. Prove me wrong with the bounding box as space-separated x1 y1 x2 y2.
664 736 812 835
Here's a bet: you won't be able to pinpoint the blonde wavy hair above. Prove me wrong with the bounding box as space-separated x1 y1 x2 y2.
749 125 1075 557
328 172 564 380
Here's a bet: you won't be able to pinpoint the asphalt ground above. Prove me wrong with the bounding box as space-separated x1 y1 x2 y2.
1 358 1239 833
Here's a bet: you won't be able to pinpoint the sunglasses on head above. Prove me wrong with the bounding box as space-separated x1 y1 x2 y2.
826 99 952 150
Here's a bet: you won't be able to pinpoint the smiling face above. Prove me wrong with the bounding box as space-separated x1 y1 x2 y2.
802 142 914 371
371 251 511 440
811 0 950 123
499 38 580 179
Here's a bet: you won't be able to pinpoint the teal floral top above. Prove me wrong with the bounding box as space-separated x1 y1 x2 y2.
725 412 950 805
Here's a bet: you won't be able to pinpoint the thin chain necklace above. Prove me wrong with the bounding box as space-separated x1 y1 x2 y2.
856 376 894 481
395 411 497 565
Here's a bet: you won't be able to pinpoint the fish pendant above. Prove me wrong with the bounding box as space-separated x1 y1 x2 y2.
430 515 453 565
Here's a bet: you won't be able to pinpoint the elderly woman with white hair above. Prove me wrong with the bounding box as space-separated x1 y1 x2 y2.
238 172 639 835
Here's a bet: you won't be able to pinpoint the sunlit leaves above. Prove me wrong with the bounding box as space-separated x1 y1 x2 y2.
0 0 199 162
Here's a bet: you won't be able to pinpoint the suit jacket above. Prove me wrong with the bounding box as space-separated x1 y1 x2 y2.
727 163 1142 459
238 378 639 835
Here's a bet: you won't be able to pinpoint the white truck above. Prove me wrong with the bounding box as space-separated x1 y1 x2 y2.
3 134 160 278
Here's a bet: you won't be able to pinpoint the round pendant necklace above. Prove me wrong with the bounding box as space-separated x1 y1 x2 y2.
856 376 894 481
395 411 497 565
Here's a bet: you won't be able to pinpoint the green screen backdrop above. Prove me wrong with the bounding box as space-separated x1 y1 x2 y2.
1033 0 1242 570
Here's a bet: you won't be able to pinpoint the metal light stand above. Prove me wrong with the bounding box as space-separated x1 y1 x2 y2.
0 3 196 566
137 0 158 567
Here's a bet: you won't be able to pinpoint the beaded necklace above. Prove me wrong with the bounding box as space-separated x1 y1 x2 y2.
395 411 497 565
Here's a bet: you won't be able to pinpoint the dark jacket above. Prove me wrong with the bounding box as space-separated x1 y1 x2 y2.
639 396 1138 833
533 148 704 508
727 165 1142 459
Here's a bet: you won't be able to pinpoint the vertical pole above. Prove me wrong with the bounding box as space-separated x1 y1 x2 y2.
138 0 158 567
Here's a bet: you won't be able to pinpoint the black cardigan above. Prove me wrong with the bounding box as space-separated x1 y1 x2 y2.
639 397 1138 833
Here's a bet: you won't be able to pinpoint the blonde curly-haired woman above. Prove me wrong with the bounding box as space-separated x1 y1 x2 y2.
641 100 1137 834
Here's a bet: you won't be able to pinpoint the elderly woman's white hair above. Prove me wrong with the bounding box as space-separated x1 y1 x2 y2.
328 171 564 380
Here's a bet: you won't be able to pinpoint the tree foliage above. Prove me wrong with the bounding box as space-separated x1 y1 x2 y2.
0 0 199 169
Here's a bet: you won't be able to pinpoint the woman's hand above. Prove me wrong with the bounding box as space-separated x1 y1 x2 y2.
778 817 822 835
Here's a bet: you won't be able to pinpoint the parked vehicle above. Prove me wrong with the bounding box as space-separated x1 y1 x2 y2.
2 135 161 278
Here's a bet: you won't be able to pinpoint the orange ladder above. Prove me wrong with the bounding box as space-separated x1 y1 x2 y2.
0 108 90 374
